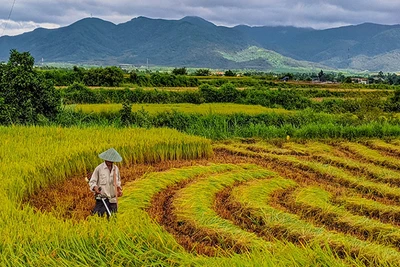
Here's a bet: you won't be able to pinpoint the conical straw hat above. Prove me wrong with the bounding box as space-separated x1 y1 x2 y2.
99 148 122 162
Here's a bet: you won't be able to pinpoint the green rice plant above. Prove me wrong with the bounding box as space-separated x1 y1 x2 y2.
119 164 355 266
119 164 243 257
172 164 273 250
338 195 400 224
219 141 298 155
313 153 400 186
5 131 400 266
363 139 400 155
0 126 213 266
229 178 400 265
70 103 293 115
0 126 212 202
293 187 400 247
285 141 400 186
282 141 334 154
216 143 400 200
340 142 400 169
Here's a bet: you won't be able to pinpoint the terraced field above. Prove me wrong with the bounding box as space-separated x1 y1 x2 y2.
25 137 400 266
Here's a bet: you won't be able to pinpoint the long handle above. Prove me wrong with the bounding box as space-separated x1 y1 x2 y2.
113 168 118 206
101 198 112 217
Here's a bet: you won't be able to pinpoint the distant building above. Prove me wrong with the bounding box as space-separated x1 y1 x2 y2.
213 71 224 76
281 76 290 82
351 78 368 84
118 64 135 70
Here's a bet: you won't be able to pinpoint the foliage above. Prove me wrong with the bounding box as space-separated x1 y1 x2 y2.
120 100 133 126
62 82 97 104
128 72 199 87
194 69 211 76
56 106 400 140
83 66 124 86
199 84 219 103
0 50 61 125
224 70 236 77
384 88 400 112
172 67 187 75
220 83 240 102
43 66 124 87
60 83 400 116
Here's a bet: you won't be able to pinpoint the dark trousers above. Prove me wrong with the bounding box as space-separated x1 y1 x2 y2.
92 199 117 217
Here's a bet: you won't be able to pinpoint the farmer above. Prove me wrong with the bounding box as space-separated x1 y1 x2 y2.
89 148 123 217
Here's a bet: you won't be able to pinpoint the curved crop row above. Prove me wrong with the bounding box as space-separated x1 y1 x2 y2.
120 164 355 266
281 186 400 247
337 195 400 224
219 178 400 265
216 143 400 200
362 139 400 156
283 141 400 186
339 142 400 170
5 132 400 266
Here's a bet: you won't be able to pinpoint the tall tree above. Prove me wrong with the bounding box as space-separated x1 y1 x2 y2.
172 67 187 75
318 70 326 82
0 50 61 124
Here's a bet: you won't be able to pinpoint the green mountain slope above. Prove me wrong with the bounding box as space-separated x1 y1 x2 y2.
218 46 328 71
1 16 400 71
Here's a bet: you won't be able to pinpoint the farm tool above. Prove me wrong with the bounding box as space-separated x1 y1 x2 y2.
85 177 114 217
95 187 113 217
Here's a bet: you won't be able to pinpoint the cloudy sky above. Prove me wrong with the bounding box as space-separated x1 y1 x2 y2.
1 0 400 36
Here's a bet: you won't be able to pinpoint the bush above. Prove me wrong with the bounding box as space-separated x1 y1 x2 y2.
120 100 132 126
199 84 219 103
63 82 97 104
220 83 240 102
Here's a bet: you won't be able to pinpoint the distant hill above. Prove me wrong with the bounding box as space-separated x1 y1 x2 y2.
1 16 400 72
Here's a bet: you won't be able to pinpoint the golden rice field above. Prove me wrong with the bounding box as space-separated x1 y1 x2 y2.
4 126 400 266
0 126 212 266
69 103 293 115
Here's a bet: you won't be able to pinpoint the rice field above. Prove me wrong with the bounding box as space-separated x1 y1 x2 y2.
69 103 293 115
4 127 400 266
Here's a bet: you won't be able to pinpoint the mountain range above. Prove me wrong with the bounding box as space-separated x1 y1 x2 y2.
1 16 400 72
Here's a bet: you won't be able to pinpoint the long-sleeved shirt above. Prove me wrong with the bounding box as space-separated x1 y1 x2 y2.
89 162 122 203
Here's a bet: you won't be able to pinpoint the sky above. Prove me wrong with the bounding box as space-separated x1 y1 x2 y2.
1 0 400 36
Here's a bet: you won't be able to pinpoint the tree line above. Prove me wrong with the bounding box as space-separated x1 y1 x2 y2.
2 50 400 127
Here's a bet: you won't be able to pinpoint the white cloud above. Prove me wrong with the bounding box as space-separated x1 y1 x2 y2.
0 20 59 36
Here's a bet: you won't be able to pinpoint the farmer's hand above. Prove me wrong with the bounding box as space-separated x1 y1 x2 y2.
94 186 101 194
117 188 123 197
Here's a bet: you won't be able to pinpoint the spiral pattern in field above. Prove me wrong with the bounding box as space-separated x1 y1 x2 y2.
117 139 400 265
